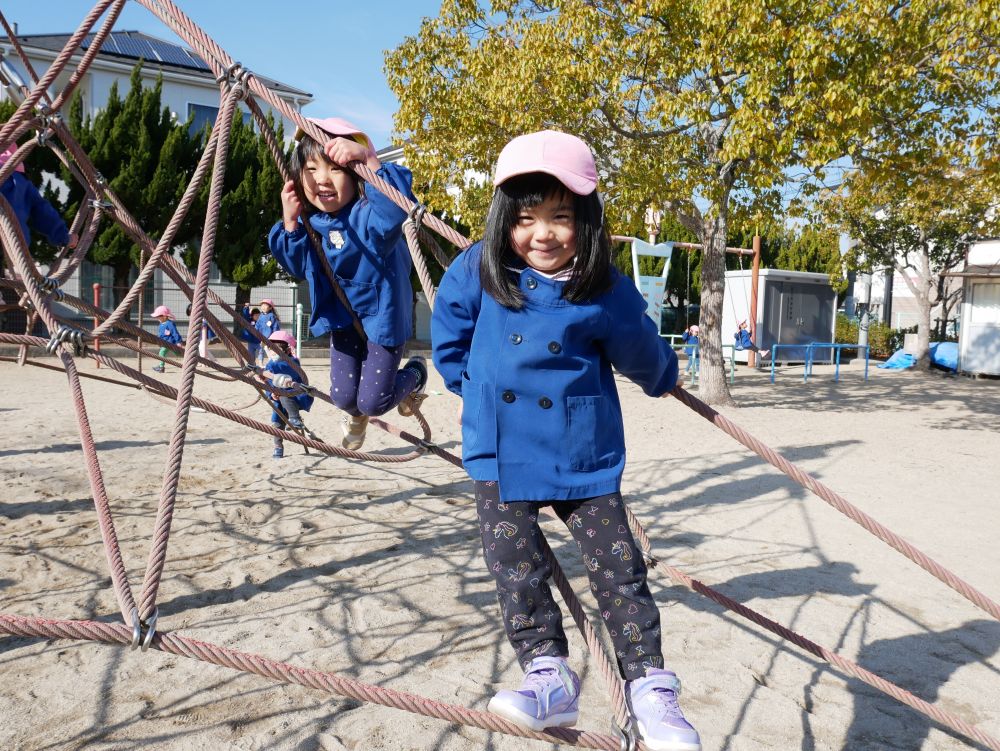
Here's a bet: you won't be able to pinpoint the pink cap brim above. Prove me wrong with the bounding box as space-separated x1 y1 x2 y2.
294 116 374 154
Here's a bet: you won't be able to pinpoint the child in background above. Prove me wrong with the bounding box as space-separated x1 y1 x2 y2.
0 143 77 250
255 298 280 365
431 130 701 751
242 307 262 365
681 324 699 376
152 305 182 373
268 117 426 452
262 330 314 459
734 320 769 361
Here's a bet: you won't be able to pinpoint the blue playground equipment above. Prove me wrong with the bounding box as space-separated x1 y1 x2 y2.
770 342 870 383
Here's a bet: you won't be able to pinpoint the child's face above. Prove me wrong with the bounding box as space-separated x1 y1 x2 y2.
509 192 576 274
260 303 271 313
156 315 168 323
301 155 356 214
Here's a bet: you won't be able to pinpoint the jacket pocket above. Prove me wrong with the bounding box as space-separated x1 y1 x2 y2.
335 275 380 317
567 395 618 471
460 373 496 462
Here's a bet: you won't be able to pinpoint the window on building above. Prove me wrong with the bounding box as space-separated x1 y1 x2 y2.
187 103 253 136
971 283 1000 325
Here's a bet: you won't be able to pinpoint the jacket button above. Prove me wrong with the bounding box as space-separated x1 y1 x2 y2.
538 396 553 409
502 390 516 403
526 277 538 290
548 341 561 354
510 333 523 344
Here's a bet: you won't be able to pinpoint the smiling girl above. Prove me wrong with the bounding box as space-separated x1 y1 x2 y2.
431 131 700 750
267 117 426 449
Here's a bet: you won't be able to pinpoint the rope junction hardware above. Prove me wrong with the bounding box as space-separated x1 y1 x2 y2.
0 3 998 748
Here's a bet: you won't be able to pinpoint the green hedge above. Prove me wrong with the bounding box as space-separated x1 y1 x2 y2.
835 314 908 359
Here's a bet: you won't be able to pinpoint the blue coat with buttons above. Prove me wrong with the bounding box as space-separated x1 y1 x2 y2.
157 320 182 345
267 163 415 347
432 242 679 502
265 357 315 413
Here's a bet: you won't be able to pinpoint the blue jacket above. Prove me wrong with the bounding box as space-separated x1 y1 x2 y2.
267 163 415 347
735 329 753 349
256 311 280 339
1 173 70 246
682 331 699 356
266 357 314 412
157 320 182 345
432 243 678 502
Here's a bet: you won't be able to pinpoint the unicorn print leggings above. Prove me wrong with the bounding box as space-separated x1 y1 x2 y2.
474 481 663 681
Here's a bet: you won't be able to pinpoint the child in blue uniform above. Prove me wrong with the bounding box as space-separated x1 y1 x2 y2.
242 307 261 364
0 143 77 249
254 298 280 365
262 330 314 459
432 131 700 751
268 117 426 451
152 305 182 373
734 320 769 362
681 324 699 376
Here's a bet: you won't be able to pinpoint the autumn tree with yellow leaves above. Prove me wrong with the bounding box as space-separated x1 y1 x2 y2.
386 0 999 404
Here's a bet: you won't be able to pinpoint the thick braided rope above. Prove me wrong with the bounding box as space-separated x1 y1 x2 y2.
0 613 642 751
403 217 437 309
670 386 1000 623
57 353 138 623
137 91 242 622
620 507 1000 751
0 0 122 146
539 534 631 731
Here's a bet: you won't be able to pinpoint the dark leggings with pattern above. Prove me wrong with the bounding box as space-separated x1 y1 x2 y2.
328 328 418 417
475 481 663 681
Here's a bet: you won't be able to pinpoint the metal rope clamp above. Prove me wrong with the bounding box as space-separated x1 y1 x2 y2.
46 325 86 356
130 607 158 652
218 62 252 102
89 197 115 210
405 202 428 231
642 550 660 568
614 717 638 751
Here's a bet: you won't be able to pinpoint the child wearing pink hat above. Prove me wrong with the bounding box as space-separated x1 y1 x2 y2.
268 116 426 451
432 130 700 750
151 305 182 373
0 143 77 250
262 330 314 459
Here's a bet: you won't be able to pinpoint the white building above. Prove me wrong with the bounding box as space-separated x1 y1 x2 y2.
1 29 314 336
953 239 1000 376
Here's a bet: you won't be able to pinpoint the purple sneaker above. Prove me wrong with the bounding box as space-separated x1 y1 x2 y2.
487 656 580 731
628 669 701 751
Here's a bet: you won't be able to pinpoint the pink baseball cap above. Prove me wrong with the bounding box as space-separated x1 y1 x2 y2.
152 305 174 319
0 144 26 173
294 116 374 153
493 130 598 195
268 330 297 349
259 298 274 307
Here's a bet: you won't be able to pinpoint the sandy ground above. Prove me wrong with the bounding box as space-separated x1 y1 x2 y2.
1 352 999 751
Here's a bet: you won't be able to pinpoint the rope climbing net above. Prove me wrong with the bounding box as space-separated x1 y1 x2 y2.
0 2 998 749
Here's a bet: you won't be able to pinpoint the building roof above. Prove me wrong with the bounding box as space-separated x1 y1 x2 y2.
2 31 311 99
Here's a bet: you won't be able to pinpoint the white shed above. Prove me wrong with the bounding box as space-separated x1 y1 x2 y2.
955 239 1000 376
723 269 838 364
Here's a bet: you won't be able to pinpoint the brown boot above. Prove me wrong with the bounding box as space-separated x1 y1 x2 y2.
341 414 370 450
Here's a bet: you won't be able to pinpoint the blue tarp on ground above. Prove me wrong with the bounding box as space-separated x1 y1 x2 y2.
877 341 959 371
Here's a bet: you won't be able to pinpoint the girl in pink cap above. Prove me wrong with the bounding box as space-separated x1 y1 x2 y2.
151 305 182 373
268 117 426 450
432 131 700 750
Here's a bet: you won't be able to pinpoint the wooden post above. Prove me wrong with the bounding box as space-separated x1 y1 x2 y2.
748 235 761 367
92 282 101 368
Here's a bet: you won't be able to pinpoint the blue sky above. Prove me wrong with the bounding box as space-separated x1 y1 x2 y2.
7 0 443 148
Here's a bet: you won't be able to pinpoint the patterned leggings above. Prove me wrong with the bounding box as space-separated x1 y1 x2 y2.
328 328 418 417
475 481 663 680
